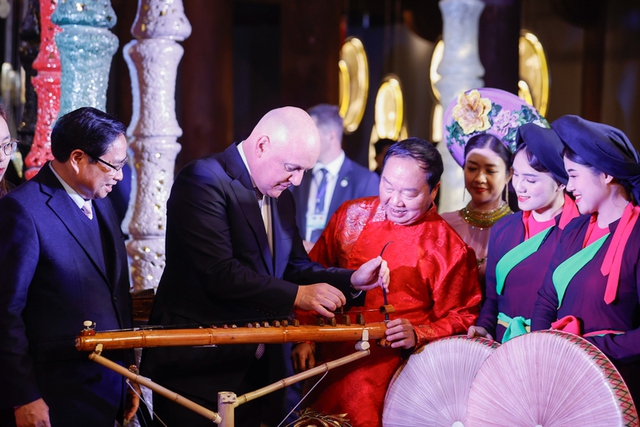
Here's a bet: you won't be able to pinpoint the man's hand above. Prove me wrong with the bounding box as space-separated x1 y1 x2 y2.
351 256 390 292
385 318 416 349
294 283 346 318
14 398 50 427
291 342 316 373
467 325 493 340
124 380 141 422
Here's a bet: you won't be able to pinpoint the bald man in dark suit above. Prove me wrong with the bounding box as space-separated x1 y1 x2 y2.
142 106 389 427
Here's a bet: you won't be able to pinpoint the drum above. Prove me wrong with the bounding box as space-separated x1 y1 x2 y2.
466 330 638 426
382 335 500 426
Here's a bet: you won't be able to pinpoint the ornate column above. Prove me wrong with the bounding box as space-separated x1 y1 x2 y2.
24 0 61 180
434 0 485 213
51 0 119 116
124 0 191 291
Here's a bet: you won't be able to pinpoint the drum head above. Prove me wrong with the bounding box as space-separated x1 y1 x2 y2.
383 335 499 427
466 330 638 426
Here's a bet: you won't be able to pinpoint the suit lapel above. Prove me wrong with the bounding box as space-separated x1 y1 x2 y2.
296 170 313 232
271 199 291 278
329 158 352 216
224 145 274 275
93 198 121 288
38 167 111 286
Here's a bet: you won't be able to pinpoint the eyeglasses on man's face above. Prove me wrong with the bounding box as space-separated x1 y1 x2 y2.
91 155 128 174
1 139 18 157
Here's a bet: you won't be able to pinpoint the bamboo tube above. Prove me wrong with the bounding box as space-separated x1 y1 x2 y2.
76 322 387 351
234 349 370 407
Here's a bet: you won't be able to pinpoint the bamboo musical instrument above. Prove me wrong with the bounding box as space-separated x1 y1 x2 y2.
76 320 389 352
80 319 389 426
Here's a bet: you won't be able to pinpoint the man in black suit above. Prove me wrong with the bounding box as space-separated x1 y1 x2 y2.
0 107 137 426
290 104 379 251
142 106 388 426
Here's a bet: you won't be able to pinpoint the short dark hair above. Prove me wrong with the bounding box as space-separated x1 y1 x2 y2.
383 137 443 190
307 104 343 137
51 107 126 162
464 133 513 173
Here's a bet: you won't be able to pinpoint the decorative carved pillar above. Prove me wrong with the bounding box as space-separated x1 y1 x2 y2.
434 0 485 213
24 0 61 180
17 0 40 164
51 0 119 117
125 0 191 291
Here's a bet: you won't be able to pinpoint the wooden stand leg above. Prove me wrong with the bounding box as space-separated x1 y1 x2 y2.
218 392 236 427
88 351 222 424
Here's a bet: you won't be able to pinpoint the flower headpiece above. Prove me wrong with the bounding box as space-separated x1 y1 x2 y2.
443 88 549 167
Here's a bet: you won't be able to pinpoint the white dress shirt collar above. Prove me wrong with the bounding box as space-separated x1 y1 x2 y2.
49 162 88 209
313 150 345 178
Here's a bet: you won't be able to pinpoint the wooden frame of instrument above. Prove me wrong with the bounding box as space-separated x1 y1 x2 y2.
374 74 405 141
78 321 389 426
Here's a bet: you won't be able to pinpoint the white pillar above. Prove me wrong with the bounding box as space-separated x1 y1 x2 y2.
435 0 485 213
125 0 192 292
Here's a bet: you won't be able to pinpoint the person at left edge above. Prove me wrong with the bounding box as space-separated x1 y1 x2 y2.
0 102 17 198
468 122 580 344
141 106 389 427
0 107 138 427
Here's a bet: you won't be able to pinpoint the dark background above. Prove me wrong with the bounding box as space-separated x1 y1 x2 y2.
1 0 639 173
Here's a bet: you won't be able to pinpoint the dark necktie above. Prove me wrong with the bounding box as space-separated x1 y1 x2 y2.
255 185 267 358
310 168 329 243
254 187 263 201
314 168 328 215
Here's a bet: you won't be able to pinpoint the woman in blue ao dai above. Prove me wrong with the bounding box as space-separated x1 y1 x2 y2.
469 122 579 343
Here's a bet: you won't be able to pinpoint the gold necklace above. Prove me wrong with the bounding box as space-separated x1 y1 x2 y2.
459 202 512 229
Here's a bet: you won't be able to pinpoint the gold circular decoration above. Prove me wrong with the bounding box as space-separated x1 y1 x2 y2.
374 75 404 141
338 59 350 118
429 39 445 102
519 30 549 117
431 103 443 142
339 37 369 134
